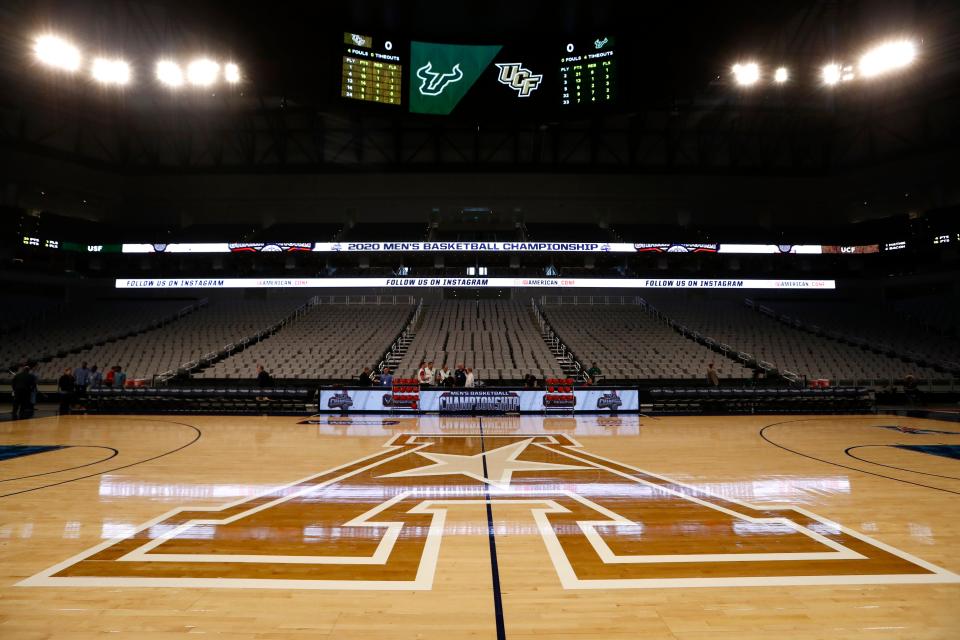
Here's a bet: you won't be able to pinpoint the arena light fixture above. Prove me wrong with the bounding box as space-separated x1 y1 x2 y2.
33 34 82 72
187 58 219 86
156 60 184 87
859 39 917 78
224 62 240 84
773 66 789 83
821 63 842 85
731 62 760 86
91 57 131 85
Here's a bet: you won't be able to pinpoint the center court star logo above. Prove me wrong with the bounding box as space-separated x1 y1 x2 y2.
19 434 960 592
377 438 588 490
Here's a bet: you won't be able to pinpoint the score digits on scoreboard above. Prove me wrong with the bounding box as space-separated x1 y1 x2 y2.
560 37 616 106
341 32 403 105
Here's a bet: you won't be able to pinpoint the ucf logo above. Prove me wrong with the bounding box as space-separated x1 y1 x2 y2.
19 434 959 590
416 62 463 96
495 63 543 97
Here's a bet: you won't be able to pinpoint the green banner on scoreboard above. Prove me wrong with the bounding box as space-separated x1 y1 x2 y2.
409 41 502 115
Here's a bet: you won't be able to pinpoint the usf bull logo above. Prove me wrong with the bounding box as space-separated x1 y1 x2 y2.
20 434 958 590
495 63 543 97
416 62 464 96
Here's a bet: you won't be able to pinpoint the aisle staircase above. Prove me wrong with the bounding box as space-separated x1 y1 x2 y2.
382 299 423 372
530 300 584 380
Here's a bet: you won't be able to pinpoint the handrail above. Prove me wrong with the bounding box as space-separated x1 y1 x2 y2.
376 298 422 374
532 299 587 381
171 296 320 381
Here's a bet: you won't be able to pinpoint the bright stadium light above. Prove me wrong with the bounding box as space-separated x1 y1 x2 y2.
773 66 789 83
33 34 81 72
822 63 842 85
859 39 917 78
187 58 219 86
156 60 184 87
91 57 131 85
731 62 760 86
224 62 240 84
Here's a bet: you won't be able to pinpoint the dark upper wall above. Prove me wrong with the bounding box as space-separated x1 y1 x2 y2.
4 144 957 232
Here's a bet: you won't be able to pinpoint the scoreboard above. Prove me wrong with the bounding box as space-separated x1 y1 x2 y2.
338 33 618 114
560 37 616 106
340 32 402 105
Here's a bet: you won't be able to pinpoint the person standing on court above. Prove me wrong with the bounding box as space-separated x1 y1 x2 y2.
380 367 393 387
453 363 467 387
586 362 602 384
89 364 102 389
465 367 475 388
113 365 127 390
74 361 90 394
11 364 37 419
58 367 75 414
706 363 720 387
358 367 373 386
256 365 273 387
255 365 273 401
437 363 452 387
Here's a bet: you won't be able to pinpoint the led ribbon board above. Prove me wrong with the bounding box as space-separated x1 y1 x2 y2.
116 277 836 290
119 242 831 254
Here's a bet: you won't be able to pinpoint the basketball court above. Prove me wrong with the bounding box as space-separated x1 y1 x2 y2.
2 412 958 638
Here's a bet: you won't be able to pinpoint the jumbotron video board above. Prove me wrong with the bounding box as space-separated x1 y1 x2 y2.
338 32 619 115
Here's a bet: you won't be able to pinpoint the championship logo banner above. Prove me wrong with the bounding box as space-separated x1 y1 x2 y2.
20 434 959 590
317 389 639 413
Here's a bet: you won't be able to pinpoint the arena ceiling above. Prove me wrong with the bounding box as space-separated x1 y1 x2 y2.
0 0 958 228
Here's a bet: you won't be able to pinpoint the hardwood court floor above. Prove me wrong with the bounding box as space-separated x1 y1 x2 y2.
1 412 958 639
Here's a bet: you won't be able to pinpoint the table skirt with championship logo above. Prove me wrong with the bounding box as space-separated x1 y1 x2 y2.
318 387 638 414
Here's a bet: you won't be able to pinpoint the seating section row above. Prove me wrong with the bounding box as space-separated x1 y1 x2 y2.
646 297 941 382
32 299 304 380
397 301 565 381
197 303 413 380
541 303 750 380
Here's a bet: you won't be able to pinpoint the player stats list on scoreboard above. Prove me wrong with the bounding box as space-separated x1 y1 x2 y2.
560 38 616 106
341 57 401 104
341 32 402 105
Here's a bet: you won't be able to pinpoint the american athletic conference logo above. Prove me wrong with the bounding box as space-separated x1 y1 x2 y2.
19 433 959 591
495 63 543 97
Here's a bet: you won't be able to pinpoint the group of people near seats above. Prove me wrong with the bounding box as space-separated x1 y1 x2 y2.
356 366 395 387
416 361 475 388
10 361 128 418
